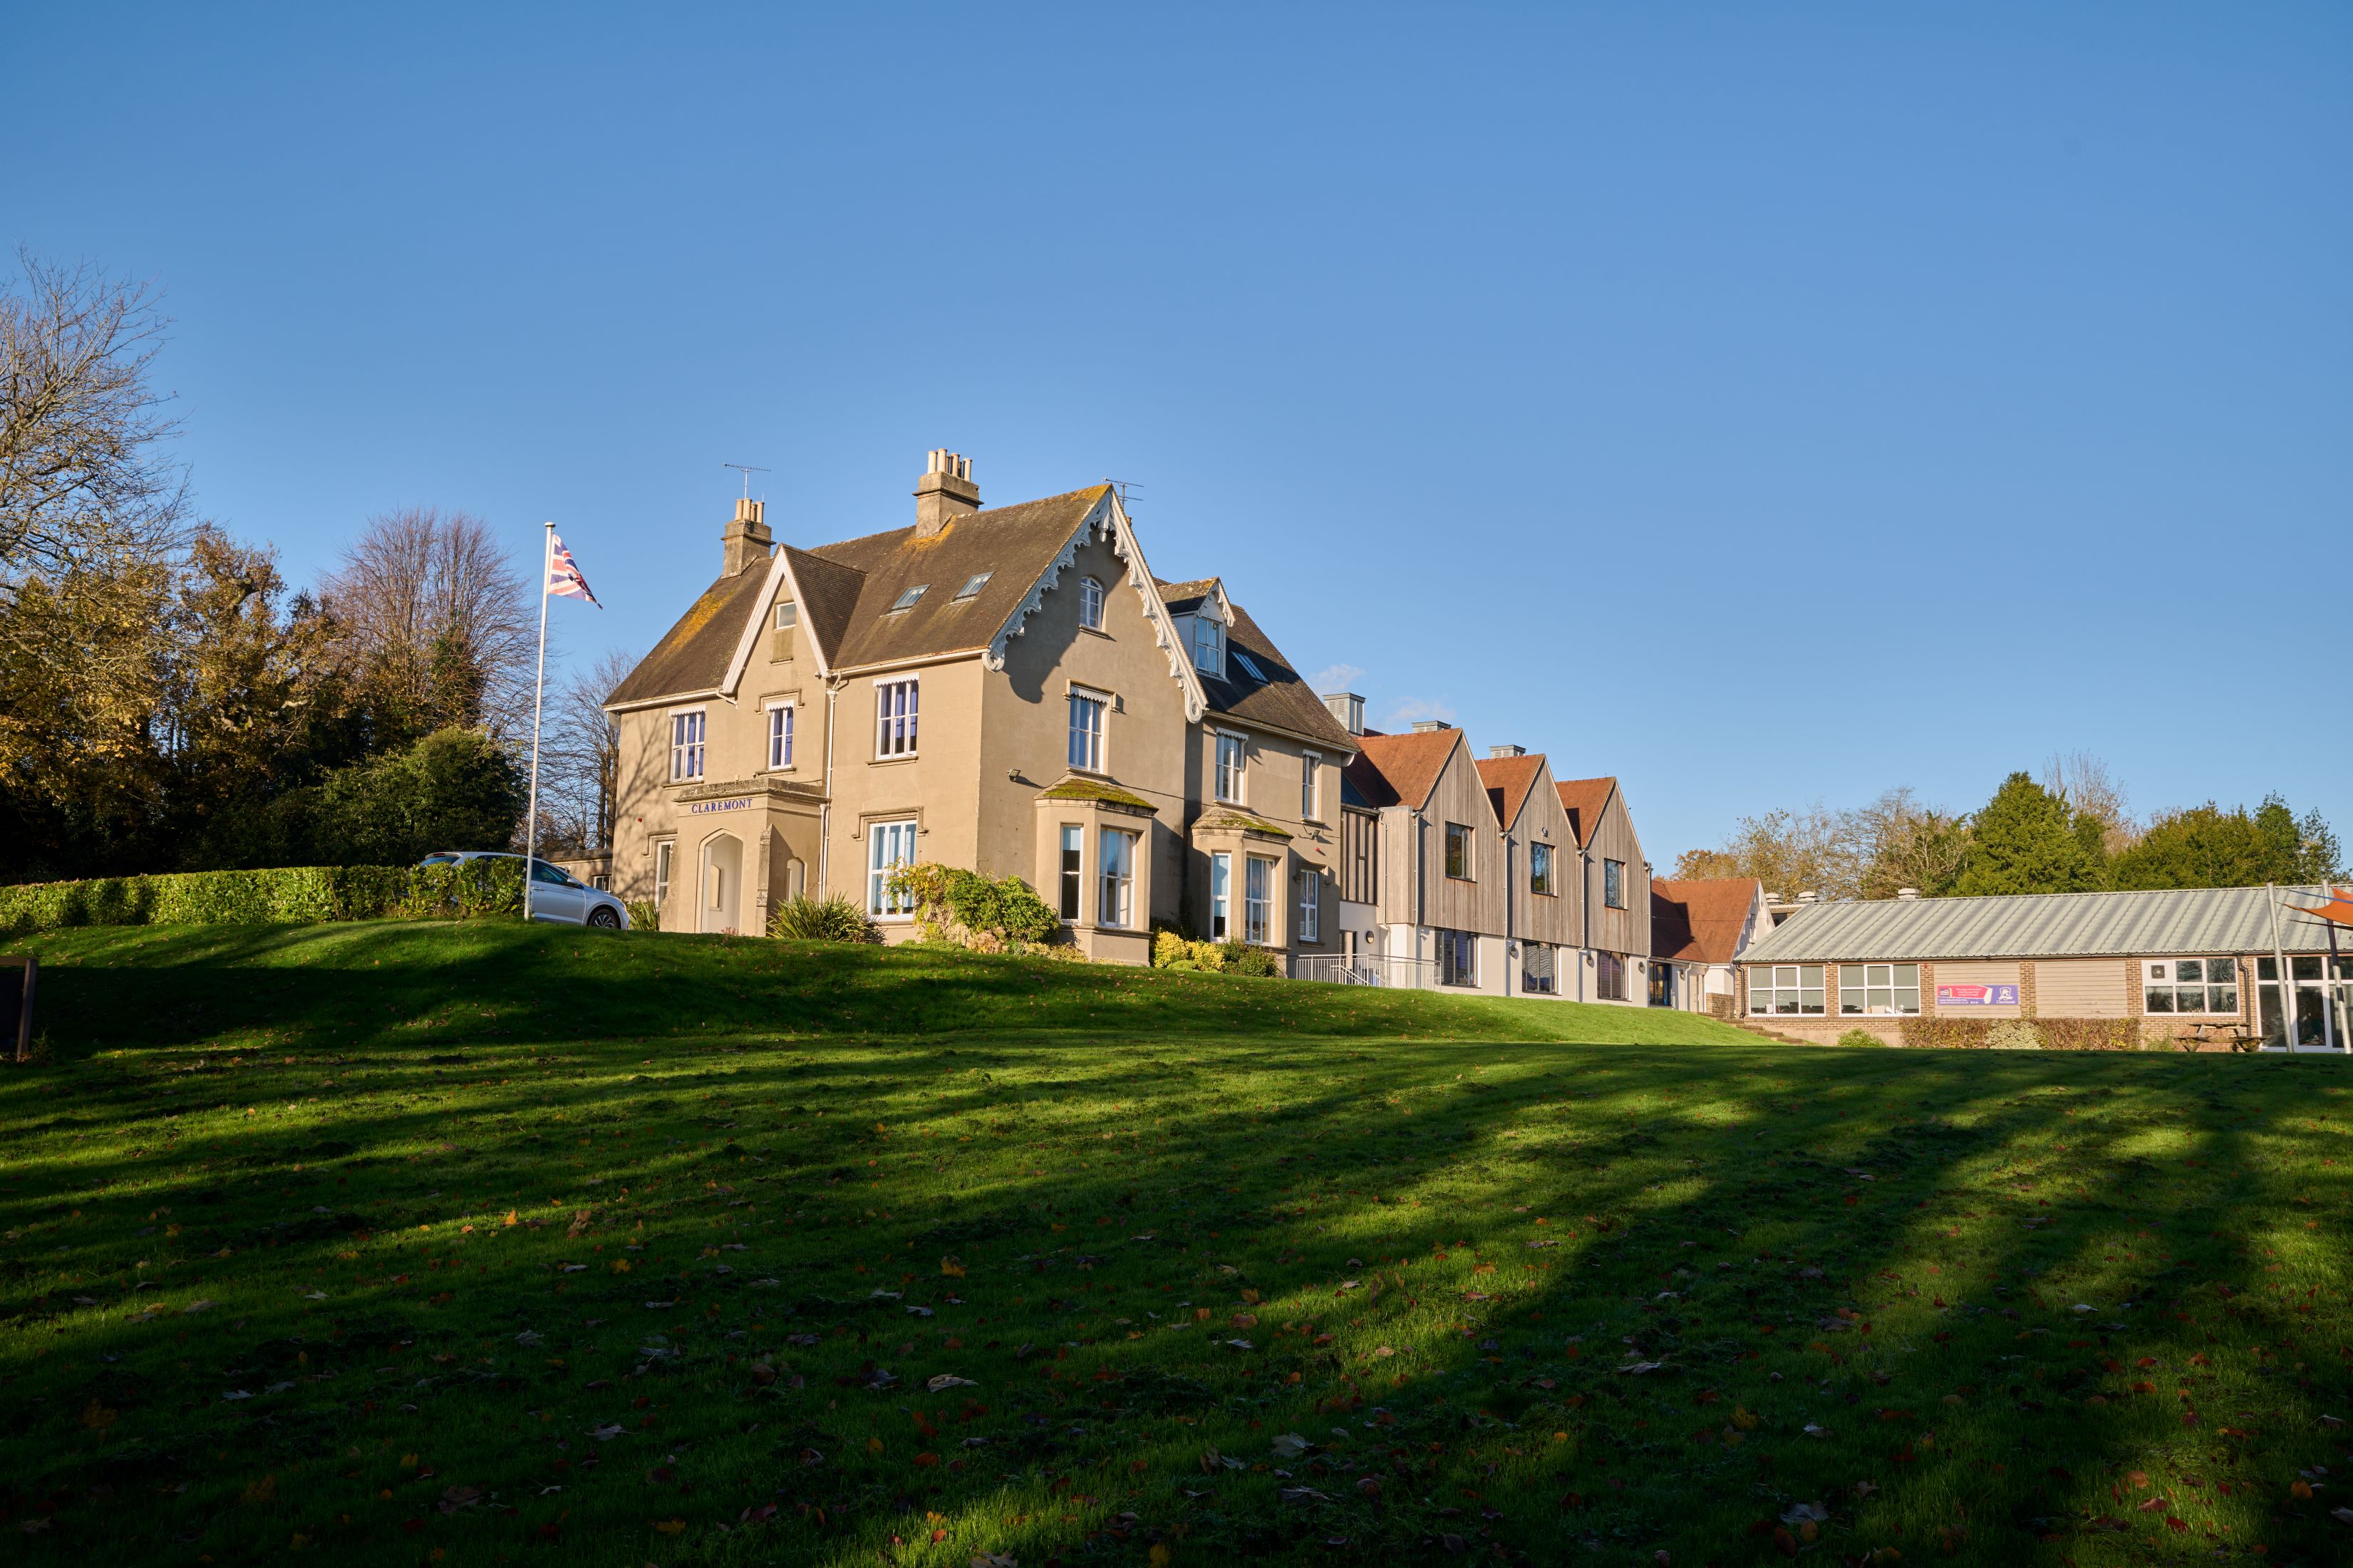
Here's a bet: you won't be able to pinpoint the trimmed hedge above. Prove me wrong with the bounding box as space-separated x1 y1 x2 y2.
1896 1014 2143 1052
0 858 524 936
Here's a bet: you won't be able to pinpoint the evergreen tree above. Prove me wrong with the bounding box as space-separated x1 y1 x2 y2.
1953 772 2106 895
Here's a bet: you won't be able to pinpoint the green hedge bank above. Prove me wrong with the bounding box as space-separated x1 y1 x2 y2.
0 858 524 936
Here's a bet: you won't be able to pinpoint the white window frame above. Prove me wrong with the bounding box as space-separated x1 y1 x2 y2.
1836 962 1921 1016
653 840 674 908
2142 957 2240 1017
1097 827 1136 929
1215 731 1246 804
874 678 919 759
1210 851 1231 940
1067 690 1107 774
1296 866 1320 942
1243 855 1273 945
1058 824 1083 922
1078 575 1105 630
1749 964 1826 1016
1301 751 1321 822
1232 650 1267 682
765 700 795 771
1530 841 1555 896
868 819 919 918
669 709 705 782
1191 615 1224 677
953 572 991 600
1603 858 1627 909
772 600 797 630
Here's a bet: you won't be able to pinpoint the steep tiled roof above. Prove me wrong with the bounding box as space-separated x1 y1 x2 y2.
1554 776 1618 848
1347 728 1462 813
606 559 777 707
1650 878 1762 963
609 486 1111 707
1473 754 1546 831
1199 599 1355 750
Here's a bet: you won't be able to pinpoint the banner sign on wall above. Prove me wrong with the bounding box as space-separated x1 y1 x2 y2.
1937 983 2020 1007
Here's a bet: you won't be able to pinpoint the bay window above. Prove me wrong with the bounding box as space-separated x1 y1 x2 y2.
1210 851 1231 940
1058 826 1082 920
1244 856 1272 945
1098 829 1136 928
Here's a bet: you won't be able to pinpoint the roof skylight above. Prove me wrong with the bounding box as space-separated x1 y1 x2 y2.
890 585 929 612
1232 650 1268 682
953 572 992 600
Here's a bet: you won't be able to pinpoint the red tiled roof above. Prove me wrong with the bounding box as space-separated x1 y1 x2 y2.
1554 776 1618 848
1348 728 1462 812
1650 877 1762 963
1472 754 1546 830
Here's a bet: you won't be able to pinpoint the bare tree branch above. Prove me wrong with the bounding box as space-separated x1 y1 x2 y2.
0 249 187 604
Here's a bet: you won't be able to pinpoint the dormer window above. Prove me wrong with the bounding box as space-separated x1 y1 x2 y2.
1232 650 1266 682
773 601 798 629
954 573 991 600
1191 616 1224 676
1078 575 1105 630
890 585 929 612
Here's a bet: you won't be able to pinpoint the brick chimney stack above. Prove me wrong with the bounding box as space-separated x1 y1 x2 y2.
720 497 771 576
914 450 978 538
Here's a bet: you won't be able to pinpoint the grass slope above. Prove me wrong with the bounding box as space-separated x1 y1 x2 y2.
0 923 2347 1568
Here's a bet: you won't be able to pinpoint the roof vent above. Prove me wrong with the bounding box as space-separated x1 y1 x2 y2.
1487 744 1526 759
1895 886 1921 900
1321 691 1365 735
1796 891 1820 903
1410 719 1454 734
914 450 979 538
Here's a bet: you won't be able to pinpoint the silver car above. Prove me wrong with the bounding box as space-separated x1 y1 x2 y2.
417 851 631 929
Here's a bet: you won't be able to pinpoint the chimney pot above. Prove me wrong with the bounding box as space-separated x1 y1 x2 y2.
1320 691 1365 736
720 495 772 575
914 450 980 537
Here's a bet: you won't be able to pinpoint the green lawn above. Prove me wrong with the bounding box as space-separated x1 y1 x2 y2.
2 923 2348 1567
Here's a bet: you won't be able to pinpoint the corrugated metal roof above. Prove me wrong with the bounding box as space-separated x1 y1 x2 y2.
1741 885 2349 963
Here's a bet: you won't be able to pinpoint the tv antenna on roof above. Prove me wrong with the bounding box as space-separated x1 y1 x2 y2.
723 463 771 499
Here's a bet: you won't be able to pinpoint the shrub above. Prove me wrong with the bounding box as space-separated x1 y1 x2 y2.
626 899 661 933
767 894 879 945
0 860 520 936
1230 945 1286 978
1897 1017 1992 1050
1985 1019 2046 1052
195 726 527 869
2037 1017 2140 1052
1835 1027 1887 1049
885 863 1060 952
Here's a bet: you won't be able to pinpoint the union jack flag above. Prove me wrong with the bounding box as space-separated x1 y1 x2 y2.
546 530 600 607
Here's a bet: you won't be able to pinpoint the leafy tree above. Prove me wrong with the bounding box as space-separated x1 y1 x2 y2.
205 727 524 869
1953 772 2106 896
2113 796 2344 890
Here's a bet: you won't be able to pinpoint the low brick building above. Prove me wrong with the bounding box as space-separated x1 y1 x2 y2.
1735 885 2352 1052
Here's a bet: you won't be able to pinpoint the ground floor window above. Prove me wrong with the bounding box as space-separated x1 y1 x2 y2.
868 819 917 915
1098 828 1136 928
1210 851 1231 940
1058 825 1082 920
2143 957 2238 1014
1438 928 1476 987
1522 942 1555 995
1244 856 1273 945
1296 867 1320 942
1648 961 1672 1007
653 841 674 908
1749 964 1825 1015
1597 950 1627 1000
2256 955 2351 1048
1839 962 1921 1015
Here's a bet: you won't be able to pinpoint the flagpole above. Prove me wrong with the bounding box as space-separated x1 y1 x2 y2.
524 521 554 925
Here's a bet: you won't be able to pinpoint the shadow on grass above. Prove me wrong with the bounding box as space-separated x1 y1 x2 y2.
1 975 2346 1564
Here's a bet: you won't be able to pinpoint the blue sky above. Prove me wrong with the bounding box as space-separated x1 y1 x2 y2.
8 3 2348 864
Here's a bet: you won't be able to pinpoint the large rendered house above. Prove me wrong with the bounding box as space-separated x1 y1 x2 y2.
604 453 1357 962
